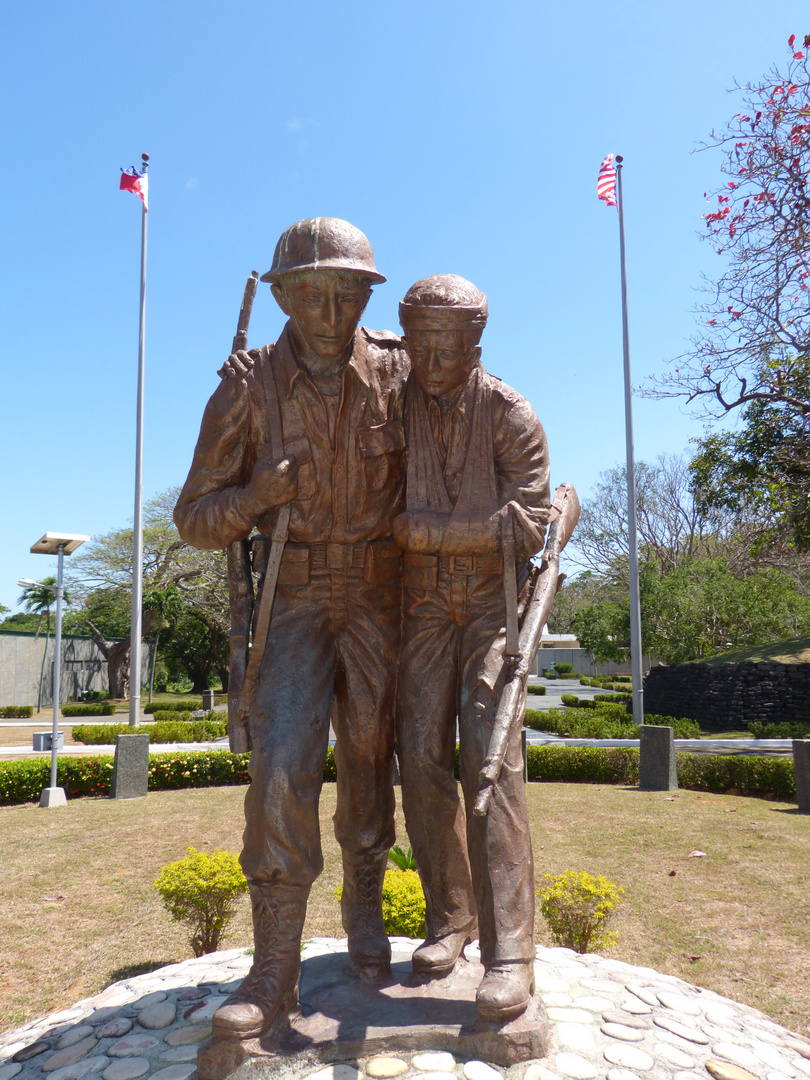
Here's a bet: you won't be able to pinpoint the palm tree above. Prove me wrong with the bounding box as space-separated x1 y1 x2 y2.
18 577 70 712
143 584 183 703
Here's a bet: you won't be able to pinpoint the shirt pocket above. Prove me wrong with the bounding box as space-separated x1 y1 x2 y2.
356 420 405 493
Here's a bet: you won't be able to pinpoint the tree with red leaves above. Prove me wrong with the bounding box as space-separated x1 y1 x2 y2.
649 35 810 417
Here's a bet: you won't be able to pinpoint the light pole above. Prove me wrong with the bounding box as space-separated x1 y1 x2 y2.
24 532 89 808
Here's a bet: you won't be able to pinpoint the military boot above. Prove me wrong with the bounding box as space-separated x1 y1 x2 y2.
476 960 536 1024
341 851 391 979
212 883 309 1040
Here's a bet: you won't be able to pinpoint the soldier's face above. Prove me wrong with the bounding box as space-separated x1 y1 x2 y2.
406 327 478 400
273 271 370 361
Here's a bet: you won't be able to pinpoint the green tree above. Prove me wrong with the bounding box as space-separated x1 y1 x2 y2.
143 584 184 702
17 577 70 712
690 394 810 552
65 488 230 697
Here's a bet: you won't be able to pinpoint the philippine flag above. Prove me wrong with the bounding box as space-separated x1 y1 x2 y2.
119 167 148 210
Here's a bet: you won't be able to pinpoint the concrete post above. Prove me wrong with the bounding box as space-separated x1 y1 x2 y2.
110 733 150 799
639 725 678 791
794 739 810 813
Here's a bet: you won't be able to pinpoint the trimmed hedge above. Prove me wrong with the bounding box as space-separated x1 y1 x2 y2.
0 745 338 805
1 706 34 718
0 744 794 805
144 698 226 714
525 707 701 739
71 716 228 745
747 721 810 739
144 700 204 714
676 752 796 801
62 703 116 717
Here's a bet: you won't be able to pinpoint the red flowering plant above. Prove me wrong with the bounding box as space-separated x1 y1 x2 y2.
649 35 810 419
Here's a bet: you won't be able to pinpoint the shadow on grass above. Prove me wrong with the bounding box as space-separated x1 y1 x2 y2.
106 959 180 986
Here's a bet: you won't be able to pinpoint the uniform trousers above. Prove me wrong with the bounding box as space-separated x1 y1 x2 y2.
240 557 400 889
396 564 535 968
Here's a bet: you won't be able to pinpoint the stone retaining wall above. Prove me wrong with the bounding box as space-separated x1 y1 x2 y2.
643 660 810 730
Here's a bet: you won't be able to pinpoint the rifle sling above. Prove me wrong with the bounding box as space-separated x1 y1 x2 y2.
236 353 290 730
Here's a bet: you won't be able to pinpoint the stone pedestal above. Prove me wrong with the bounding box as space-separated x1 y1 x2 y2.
794 739 810 812
197 948 548 1080
110 733 150 799
639 724 678 791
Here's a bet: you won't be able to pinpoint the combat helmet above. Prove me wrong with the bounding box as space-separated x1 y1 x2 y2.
261 217 386 284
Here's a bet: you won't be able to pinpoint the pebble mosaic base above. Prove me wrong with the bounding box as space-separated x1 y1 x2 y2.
1 939 809 1080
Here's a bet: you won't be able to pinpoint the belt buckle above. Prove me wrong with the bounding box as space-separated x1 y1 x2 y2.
451 555 474 574
327 542 350 570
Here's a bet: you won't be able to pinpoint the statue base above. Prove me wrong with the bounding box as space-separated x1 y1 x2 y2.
197 946 548 1080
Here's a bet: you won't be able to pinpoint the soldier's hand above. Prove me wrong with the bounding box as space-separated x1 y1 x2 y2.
242 454 298 517
218 349 255 382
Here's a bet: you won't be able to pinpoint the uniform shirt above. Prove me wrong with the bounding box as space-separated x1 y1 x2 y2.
174 325 409 550
402 364 552 558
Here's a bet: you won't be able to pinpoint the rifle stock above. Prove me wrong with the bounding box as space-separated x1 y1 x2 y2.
473 483 580 817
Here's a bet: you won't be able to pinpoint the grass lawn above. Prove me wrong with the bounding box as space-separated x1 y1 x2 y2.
1 783 808 1039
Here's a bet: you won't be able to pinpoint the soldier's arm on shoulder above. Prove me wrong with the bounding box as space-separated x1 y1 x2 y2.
493 388 552 556
173 377 259 550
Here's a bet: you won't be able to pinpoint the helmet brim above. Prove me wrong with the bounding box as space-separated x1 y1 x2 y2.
261 262 386 285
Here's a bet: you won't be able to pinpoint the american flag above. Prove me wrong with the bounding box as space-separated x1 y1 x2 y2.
597 154 617 208
120 167 148 210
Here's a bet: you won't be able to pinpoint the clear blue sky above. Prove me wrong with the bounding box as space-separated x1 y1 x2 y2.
2 1 806 611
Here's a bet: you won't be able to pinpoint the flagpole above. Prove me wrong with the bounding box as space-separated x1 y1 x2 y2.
128 152 149 728
615 155 644 725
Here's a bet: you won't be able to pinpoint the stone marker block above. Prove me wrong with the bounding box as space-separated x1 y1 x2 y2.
110 734 150 800
794 739 810 812
639 725 678 791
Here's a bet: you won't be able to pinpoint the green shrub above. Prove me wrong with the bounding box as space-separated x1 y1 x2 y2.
538 870 624 953
529 684 546 696
747 721 810 739
71 716 228 745
388 845 418 871
578 677 593 687
154 846 248 956
152 710 193 725
81 691 109 702
144 700 203 714
1 705 34 718
676 752 796 800
61 703 116 717
595 693 633 706
527 745 640 784
525 707 700 740
646 714 701 739
381 869 426 937
553 663 574 676
560 694 580 707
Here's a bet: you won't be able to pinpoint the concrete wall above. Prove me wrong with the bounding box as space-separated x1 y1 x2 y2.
533 648 655 677
0 633 151 708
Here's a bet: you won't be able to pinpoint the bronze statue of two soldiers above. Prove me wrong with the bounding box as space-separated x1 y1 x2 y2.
174 217 568 1046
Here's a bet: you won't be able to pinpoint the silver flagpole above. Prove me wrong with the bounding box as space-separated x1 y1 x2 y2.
129 152 149 728
615 155 644 725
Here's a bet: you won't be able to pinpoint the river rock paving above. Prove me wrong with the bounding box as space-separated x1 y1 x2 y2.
2 940 809 1080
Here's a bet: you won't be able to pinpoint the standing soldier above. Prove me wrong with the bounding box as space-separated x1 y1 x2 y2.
394 274 551 1024
174 218 408 1040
